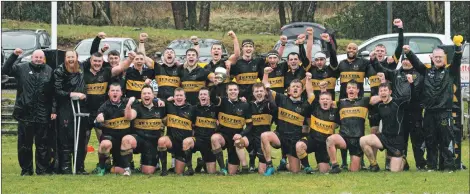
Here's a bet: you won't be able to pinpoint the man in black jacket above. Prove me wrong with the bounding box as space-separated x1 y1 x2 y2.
404 34 464 171
54 50 88 174
2 48 55 176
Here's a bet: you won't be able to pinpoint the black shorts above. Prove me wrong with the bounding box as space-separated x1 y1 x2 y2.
219 132 239 165
340 135 362 156
169 136 185 162
193 137 216 163
299 136 329 164
274 132 300 158
250 135 266 163
376 133 405 157
132 134 159 166
100 134 124 167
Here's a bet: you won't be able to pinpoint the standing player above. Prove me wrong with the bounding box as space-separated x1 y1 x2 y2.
326 80 381 173
94 83 132 176
404 35 463 171
180 88 219 174
231 39 266 102
261 69 314 176
119 85 166 176
360 82 410 172
296 73 339 174
210 82 253 175
157 88 196 176
181 48 216 105
124 52 154 98
203 31 240 97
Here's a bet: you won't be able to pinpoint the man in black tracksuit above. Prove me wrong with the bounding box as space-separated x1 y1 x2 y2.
404 35 463 171
54 51 88 174
2 49 54 176
372 54 426 170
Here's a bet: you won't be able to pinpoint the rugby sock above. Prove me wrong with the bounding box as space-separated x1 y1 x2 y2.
158 147 168 171
298 152 310 168
213 148 225 169
171 157 176 168
341 149 348 165
99 152 110 169
249 151 256 167
184 149 193 168
266 160 273 168
120 149 133 168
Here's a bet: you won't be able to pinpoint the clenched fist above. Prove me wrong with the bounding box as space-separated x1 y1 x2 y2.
190 36 199 44
102 43 110 52
280 35 288 45
387 57 394 64
403 45 411 54
306 27 314 35
140 33 148 42
227 31 236 39
406 74 414 83
127 51 136 60
305 72 312 80
264 67 273 74
98 32 106 39
14 48 23 56
369 51 376 60
393 19 403 28
297 34 306 44
321 33 330 42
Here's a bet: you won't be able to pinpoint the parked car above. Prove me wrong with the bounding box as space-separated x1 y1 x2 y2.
271 39 324 63
1 29 51 88
74 37 138 62
281 22 337 51
335 33 454 92
155 39 228 67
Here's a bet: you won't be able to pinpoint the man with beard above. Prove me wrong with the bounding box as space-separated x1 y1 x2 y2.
371 39 426 171
181 48 216 105
261 73 314 176
94 83 132 176
306 31 339 101
231 39 266 102
157 88 196 176
119 85 166 176
296 73 339 174
330 41 378 170
180 87 219 175
326 80 381 174
203 31 239 97
2 48 55 176
53 50 88 174
210 82 253 175
360 82 410 172
124 52 155 99
404 35 463 171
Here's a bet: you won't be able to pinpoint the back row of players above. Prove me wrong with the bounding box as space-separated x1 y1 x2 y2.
44 18 461 176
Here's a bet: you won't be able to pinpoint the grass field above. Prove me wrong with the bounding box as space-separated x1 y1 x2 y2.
2 19 363 55
1 127 469 193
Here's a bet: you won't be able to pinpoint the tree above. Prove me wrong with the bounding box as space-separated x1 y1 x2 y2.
104 1 112 24
172 1 186 29
278 2 286 26
92 1 112 25
290 1 316 22
199 1 211 31
187 1 197 30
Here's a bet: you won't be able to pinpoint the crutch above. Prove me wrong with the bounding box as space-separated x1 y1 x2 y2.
71 96 90 175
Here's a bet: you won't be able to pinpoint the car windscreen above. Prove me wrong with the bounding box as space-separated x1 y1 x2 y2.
408 37 442 54
281 25 324 39
275 42 322 59
2 33 36 50
75 41 121 55
168 40 219 57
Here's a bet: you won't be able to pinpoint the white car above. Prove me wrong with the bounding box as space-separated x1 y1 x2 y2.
335 33 454 92
74 37 138 62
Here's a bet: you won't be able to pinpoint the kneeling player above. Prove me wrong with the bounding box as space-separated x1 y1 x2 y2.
326 80 381 174
210 82 252 175
95 83 132 176
182 88 218 174
261 69 313 175
120 85 166 175
157 88 196 176
360 82 409 172
296 76 339 174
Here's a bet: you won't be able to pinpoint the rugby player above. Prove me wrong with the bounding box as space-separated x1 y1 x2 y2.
360 82 410 172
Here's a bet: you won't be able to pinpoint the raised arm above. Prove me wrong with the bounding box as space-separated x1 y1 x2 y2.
391 19 404 65
305 72 314 99
137 33 155 69
2 48 22 77
227 31 240 64
278 35 287 57
450 35 464 76
262 67 273 87
111 51 136 77
190 36 200 54
403 45 426 74
91 32 106 55
306 27 314 64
